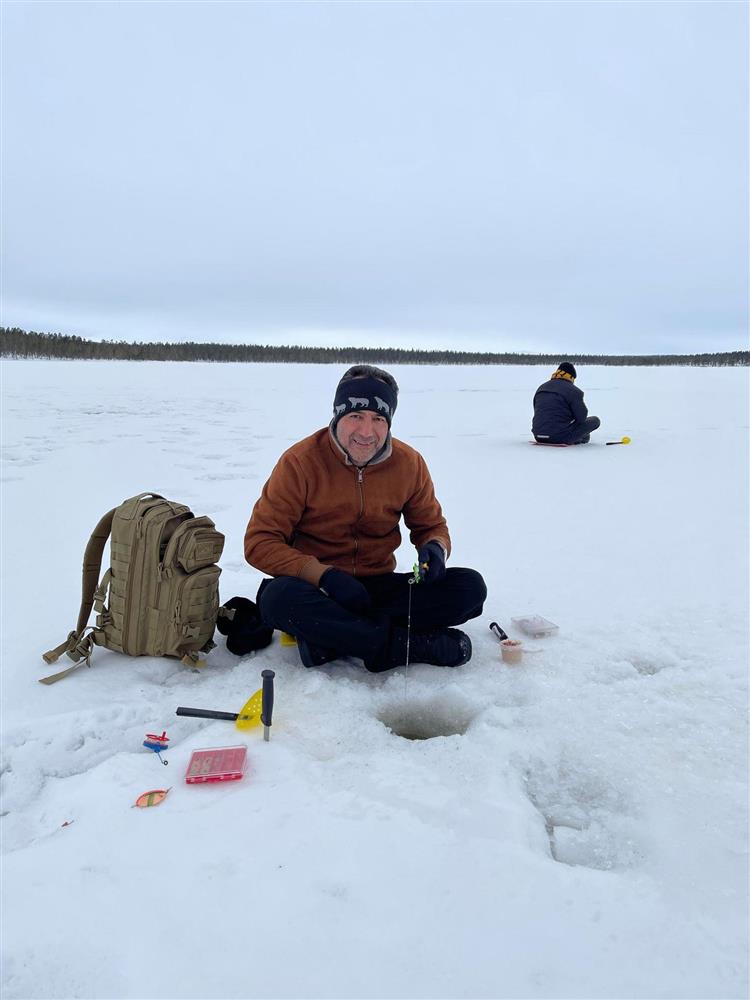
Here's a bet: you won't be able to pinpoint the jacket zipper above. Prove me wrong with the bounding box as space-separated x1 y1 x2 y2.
352 467 364 575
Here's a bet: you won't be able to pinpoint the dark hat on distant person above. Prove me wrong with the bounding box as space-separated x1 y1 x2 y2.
332 364 399 428
557 362 577 379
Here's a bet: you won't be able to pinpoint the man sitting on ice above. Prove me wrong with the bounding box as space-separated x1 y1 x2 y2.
244 364 486 671
532 362 601 445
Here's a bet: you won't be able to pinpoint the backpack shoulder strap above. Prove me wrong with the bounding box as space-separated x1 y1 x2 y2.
42 506 117 670
77 506 117 634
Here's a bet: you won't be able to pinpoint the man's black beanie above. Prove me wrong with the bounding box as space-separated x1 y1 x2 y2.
332 373 398 427
557 362 577 379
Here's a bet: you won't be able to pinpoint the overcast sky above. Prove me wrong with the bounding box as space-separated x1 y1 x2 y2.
2 1 747 354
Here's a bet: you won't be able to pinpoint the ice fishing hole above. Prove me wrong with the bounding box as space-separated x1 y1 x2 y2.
378 697 476 741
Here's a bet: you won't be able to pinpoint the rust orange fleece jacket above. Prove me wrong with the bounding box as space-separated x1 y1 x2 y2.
244 428 451 586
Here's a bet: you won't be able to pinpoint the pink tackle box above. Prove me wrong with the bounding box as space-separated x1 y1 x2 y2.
185 745 248 784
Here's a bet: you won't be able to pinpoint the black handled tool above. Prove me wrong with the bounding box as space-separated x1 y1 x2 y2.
489 621 509 641
176 707 239 721
176 692 262 730
261 669 275 742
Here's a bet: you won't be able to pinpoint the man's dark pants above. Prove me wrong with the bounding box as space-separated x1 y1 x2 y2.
257 568 486 669
536 415 601 445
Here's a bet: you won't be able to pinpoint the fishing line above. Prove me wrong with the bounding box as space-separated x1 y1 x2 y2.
404 560 425 697
404 574 414 697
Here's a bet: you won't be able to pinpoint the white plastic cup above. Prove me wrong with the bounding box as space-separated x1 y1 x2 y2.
500 639 523 665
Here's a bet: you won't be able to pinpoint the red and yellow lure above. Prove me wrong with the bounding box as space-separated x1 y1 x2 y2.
133 788 171 808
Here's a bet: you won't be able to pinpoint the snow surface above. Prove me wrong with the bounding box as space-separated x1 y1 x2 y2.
1 360 748 1000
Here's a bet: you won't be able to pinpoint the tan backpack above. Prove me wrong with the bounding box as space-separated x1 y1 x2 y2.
41 492 225 684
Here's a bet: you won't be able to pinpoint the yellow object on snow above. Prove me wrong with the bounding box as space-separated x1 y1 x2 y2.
235 689 263 730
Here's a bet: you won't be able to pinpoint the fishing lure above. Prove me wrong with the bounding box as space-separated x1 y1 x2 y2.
133 788 171 808
143 731 170 765
411 561 428 584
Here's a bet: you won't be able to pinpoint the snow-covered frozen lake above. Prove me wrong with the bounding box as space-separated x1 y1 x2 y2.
1 360 748 999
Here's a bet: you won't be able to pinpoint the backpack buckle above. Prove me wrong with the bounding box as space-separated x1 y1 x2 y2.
67 631 96 666
180 651 206 669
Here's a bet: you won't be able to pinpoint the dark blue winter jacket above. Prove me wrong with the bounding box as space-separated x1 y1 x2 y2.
532 377 589 437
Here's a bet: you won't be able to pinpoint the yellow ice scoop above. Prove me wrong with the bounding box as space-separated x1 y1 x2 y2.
176 670 275 737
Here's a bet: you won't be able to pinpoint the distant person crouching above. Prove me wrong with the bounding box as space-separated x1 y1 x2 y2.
532 362 601 445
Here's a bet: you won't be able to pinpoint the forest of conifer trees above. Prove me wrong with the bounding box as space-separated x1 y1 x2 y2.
1 327 747 366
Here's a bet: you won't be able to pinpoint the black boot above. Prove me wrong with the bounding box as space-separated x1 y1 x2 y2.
296 635 339 668
365 627 472 672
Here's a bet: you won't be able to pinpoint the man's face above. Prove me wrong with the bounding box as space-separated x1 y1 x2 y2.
335 410 388 465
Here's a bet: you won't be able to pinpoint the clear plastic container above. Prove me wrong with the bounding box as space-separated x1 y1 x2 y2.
511 615 559 638
500 639 524 664
185 745 248 784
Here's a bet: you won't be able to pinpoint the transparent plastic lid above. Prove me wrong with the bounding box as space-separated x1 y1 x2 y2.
511 615 559 637
185 745 248 784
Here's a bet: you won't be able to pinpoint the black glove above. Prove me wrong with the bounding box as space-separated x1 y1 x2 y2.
417 541 447 584
319 568 372 614
216 596 274 655
216 596 259 636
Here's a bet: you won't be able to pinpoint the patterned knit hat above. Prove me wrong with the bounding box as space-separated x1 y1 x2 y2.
557 362 577 379
332 366 399 427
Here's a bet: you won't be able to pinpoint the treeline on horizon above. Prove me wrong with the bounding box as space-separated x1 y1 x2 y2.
1 327 747 367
